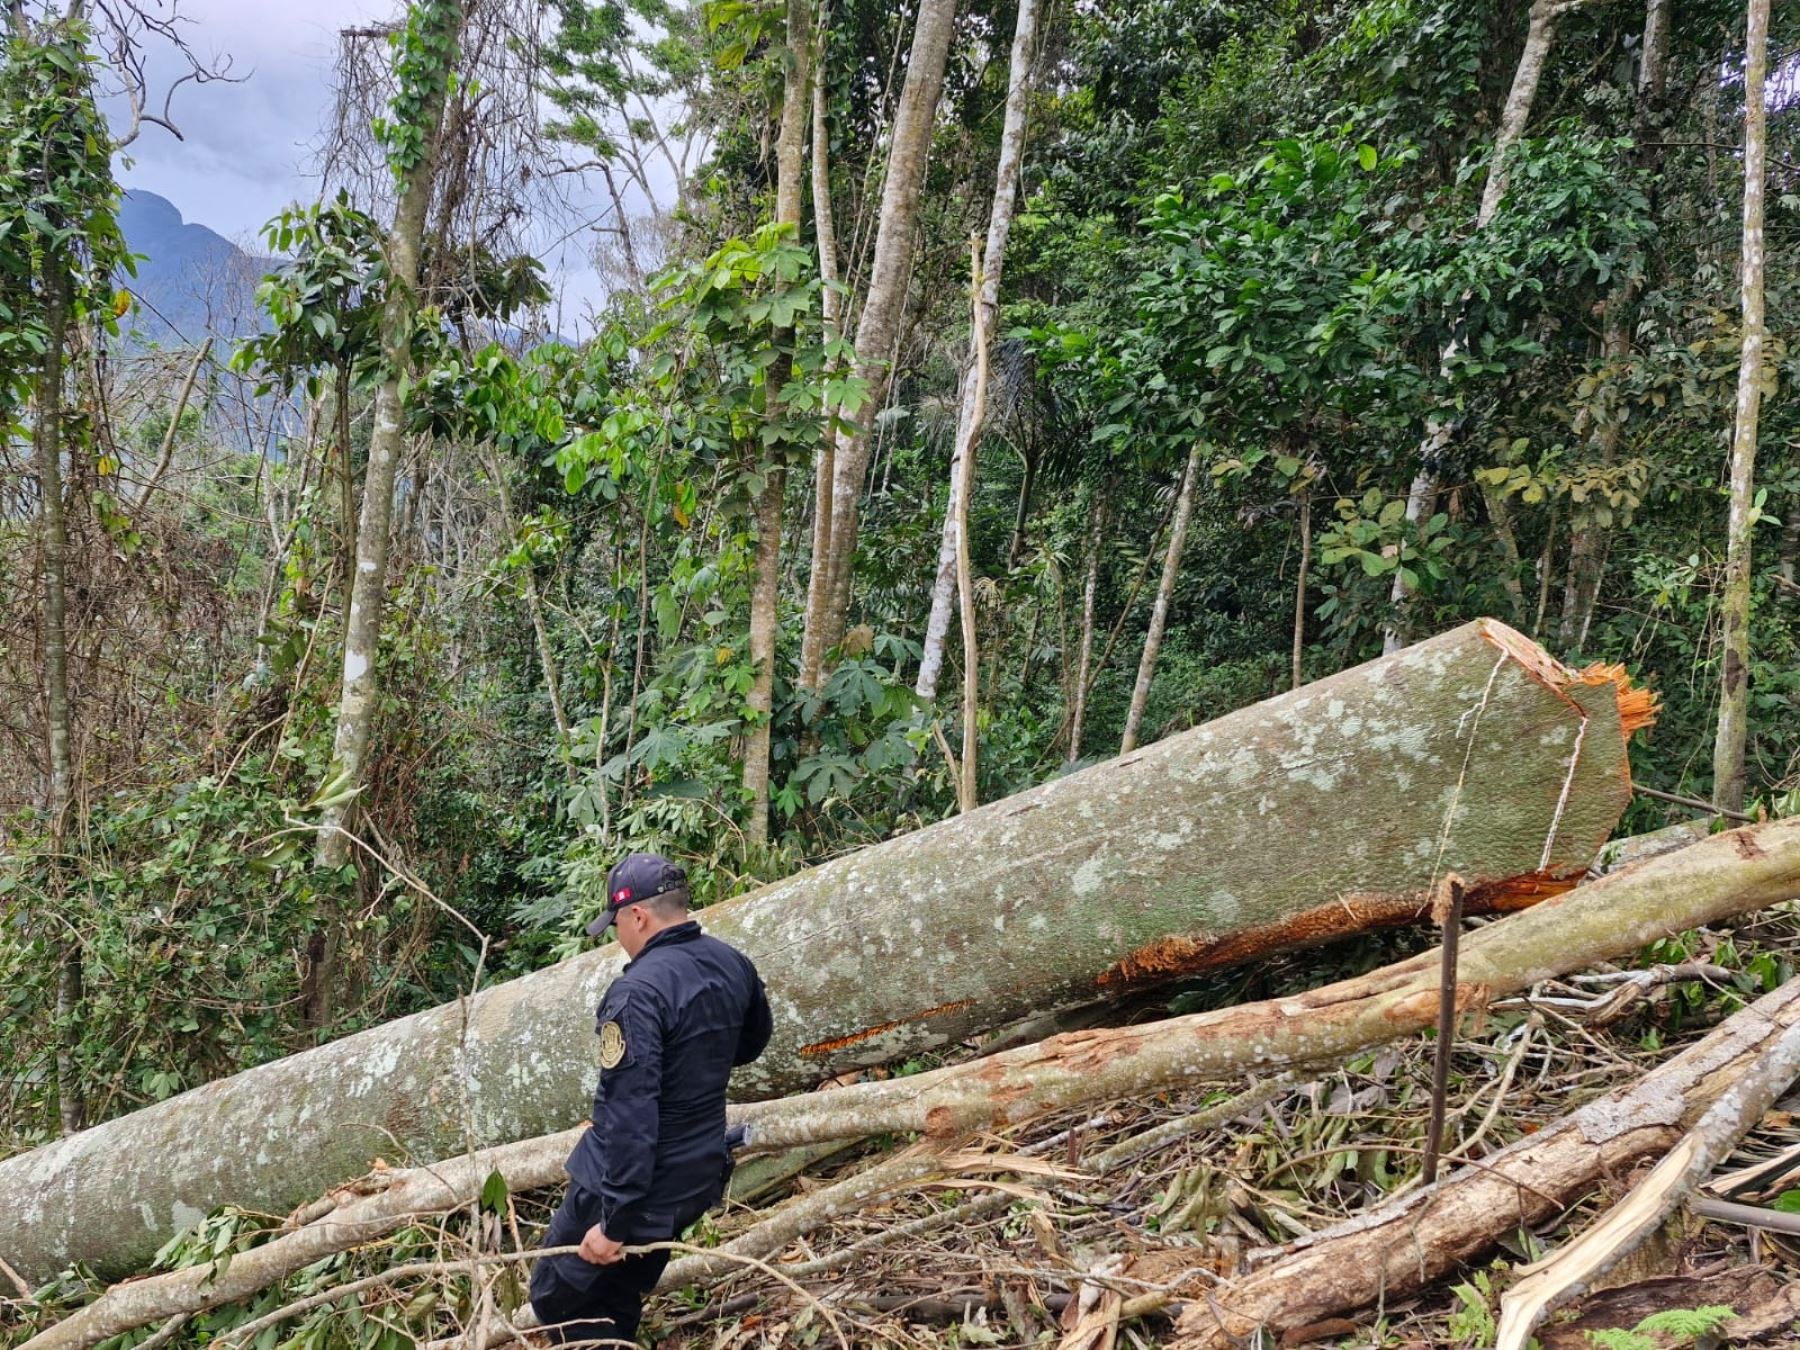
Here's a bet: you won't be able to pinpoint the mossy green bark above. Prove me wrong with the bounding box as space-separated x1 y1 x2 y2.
0 619 1634 1281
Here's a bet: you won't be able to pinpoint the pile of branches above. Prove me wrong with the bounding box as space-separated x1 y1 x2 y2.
9 823 1800 1350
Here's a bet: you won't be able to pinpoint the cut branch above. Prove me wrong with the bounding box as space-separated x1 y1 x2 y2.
1172 968 1800 1348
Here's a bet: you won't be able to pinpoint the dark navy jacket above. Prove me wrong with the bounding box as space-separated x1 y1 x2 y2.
565 921 772 1241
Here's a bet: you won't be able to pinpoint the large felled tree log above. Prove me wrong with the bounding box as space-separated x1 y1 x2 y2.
0 619 1644 1281
1171 969 1800 1349
23 817 1800 1350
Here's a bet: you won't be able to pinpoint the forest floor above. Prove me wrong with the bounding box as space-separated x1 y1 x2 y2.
11 908 1800 1350
530 913 1800 1350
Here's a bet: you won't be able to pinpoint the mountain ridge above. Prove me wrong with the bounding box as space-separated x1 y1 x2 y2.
118 188 271 344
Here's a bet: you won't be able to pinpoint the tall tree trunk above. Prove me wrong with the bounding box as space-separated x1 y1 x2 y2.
1120 444 1201 754
915 0 1040 701
1385 0 1570 652
798 46 842 693
1065 500 1104 765
35 264 81 1135
1292 490 1311 690
0 619 1647 1281
1482 480 1529 623
34 267 73 856
1007 443 1037 570
317 0 466 868
1712 0 1769 815
798 0 960 672
1533 499 1561 637
334 365 356 631
1558 0 1669 652
953 238 990 810
743 0 814 846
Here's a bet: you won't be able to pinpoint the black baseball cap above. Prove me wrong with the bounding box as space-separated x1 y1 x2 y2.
587 852 690 938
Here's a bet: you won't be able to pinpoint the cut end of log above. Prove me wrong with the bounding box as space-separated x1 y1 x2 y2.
1477 620 1658 739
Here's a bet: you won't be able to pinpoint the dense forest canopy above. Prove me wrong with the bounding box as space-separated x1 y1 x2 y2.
1 0 1797 1183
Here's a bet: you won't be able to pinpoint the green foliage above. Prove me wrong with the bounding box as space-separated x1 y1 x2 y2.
1444 1268 1497 1345
372 0 465 182
1585 1304 1736 1350
234 195 386 398
0 22 131 425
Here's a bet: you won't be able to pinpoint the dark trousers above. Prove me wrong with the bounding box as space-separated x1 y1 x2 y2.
529 1185 671 1347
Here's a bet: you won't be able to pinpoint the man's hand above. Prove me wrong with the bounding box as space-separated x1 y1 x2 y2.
578 1224 626 1265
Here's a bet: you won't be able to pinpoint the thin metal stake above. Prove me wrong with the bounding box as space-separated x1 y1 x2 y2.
1422 873 1465 1186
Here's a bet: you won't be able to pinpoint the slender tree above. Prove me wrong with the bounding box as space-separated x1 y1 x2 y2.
317 0 469 867
953 238 988 809
1065 499 1106 765
798 27 843 694
1385 0 1580 652
743 0 813 845
1558 0 1670 651
915 0 1042 701
3 15 133 1135
1120 443 1202 754
1712 0 1770 814
797 0 960 683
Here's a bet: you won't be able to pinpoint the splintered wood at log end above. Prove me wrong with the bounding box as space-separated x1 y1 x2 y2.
1477 617 1659 738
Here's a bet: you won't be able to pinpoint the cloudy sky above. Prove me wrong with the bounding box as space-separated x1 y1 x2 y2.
112 0 391 244
110 0 612 325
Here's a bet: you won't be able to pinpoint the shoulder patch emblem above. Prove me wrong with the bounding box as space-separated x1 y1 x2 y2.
598 1020 627 1070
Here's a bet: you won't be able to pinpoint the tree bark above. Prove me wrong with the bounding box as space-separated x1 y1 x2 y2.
34 265 72 849
1120 443 1201 754
915 0 1041 701
797 45 842 693
1065 498 1106 765
1711 0 1769 815
0 619 1645 1281
1291 491 1311 690
953 238 989 810
743 0 813 845
27 814 1799 1350
1482 480 1530 624
798 0 960 672
317 2 466 867
1386 0 1570 652
32 261 82 1137
1170 961 1800 1349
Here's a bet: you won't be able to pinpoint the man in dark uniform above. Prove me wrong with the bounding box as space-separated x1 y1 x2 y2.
530 853 772 1346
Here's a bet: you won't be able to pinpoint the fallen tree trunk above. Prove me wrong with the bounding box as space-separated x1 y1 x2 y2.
1493 999 1800 1350
29 817 1800 1350
0 618 1643 1281
725 818 1800 1148
1170 970 1800 1349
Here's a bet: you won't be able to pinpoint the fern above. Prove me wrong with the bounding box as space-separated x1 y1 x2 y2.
1634 1305 1735 1337
1585 1303 1737 1349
